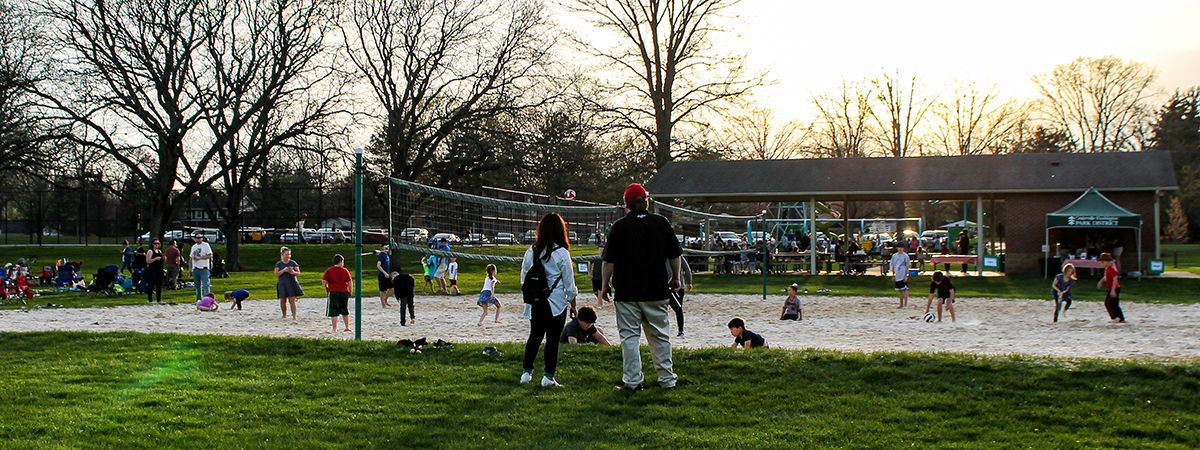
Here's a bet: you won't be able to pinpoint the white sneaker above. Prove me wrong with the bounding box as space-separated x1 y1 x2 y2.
520 372 532 383
541 376 562 387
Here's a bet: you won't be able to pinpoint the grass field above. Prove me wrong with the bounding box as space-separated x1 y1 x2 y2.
0 332 1196 449
5 244 1200 309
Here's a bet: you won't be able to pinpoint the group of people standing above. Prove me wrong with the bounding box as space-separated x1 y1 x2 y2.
120 234 213 305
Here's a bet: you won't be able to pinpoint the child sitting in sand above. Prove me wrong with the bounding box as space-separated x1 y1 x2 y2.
477 264 501 326
728 317 768 348
197 293 219 311
780 284 802 320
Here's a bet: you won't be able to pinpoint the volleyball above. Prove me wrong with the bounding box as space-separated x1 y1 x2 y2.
923 312 936 322
564 189 576 199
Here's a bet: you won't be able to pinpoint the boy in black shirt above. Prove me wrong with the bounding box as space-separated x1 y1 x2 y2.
728 317 768 349
925 271 957 322
559 306 611 345
391 269 417 326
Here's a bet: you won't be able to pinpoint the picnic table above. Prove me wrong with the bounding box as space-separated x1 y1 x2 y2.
931 254 977 273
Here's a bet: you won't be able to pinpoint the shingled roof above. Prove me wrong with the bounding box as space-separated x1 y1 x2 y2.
644 151 1178 202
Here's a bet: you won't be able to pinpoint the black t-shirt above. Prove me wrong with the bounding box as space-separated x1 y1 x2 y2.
930 278 955 298
735 329 766 348
131 249 148 270
602 210 683 302
147 249 164 272
392 273 416 298
559 319 598 343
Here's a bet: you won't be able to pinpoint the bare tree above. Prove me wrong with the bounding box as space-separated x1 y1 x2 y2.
34 0 344 244
722 105 808 160
810 80 875 158
869 71 935 157
0 0 63 177
933 81 1027 155
1032 56 1159 152
564 0 763 168
343 0 557 187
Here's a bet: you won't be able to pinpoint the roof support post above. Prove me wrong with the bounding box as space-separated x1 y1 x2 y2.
977 194 984 276
1154 190 1161 260
809 197 817 276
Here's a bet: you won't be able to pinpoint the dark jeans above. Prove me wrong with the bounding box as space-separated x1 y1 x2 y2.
399 296 415 325
668 290 685 334
1053 292 1072 322
144 271 162 303
1104 287 1124 321
523 300 567 375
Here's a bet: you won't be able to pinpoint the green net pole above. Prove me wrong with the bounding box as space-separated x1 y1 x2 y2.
354 148 363 341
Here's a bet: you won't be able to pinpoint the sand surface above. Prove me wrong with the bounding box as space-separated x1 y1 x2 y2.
3 293 1199 360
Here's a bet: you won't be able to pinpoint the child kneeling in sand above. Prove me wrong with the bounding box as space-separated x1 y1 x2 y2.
780 284 802 320
224 289 250 310
197 293 220 311
559 306 610 345
728 317 768 348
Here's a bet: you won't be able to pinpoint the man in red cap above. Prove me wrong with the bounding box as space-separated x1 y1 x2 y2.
599 183 682 390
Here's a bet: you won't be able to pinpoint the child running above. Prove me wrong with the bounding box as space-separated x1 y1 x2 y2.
447 257 461 295
1052 263 1076 322
780 284 802 320
477 264 502 326
728 317 768 348
224 289 250 311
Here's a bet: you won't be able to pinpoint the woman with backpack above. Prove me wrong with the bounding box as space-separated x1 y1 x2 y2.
518 213 577 388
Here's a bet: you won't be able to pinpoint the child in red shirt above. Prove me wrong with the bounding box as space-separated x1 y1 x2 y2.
1097 253 1125 323
322 254 353 332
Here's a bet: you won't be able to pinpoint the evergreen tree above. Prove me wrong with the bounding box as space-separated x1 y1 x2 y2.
1152 88 1200 239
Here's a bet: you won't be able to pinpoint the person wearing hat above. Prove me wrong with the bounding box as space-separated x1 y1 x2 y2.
377 244 394 308
599 183 681 391
189 232 214 302
1097 253 1125 323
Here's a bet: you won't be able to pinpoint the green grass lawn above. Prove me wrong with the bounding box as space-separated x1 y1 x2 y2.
1 332 1196 449
5 245 1200 308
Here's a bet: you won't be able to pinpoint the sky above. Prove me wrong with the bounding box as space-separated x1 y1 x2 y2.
556 0 1200 122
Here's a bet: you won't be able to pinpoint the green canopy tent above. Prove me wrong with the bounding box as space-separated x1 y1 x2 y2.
1044 188 1142 278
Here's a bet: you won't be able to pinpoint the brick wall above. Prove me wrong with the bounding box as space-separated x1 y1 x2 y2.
1005 191 1159 276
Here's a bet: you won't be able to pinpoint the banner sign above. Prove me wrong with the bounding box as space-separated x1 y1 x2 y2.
1066 216 1119 227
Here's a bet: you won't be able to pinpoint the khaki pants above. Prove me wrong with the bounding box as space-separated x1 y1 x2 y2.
615 300 676 387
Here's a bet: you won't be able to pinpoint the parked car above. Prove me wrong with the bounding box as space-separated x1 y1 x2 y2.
465 233 490 246
748 231 775 244
567 231 578 244
919 230 948 249
716 231 742 245
522 230 537 244
495 232 516 245
401 227 429 244
308 228 347 244
139 229 189 243
587 233 603 245
279 228 316 244
362 228 389 244
240 227 269 243
428 233 462 247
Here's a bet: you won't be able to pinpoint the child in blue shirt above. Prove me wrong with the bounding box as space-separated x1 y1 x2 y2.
1052 264 1076 322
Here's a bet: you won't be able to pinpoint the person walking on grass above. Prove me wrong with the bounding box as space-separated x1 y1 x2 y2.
477 264 502 325
891 244 911 309
519 213 577 388
925 271 956 322
377 244 394 308
1098 253 1125 323
144 239 165 304
1052 263 1076 322
322 254 352 333
599 183 681 391
392 269 416 326
275 247 304 320
120 240 134 276
164 240 181 290
189 233 213 302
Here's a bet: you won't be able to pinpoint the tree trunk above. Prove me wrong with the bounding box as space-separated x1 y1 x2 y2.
223 187 245 271
654 113 673 168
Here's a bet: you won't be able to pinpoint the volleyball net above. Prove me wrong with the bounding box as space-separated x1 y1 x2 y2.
386 177 762 263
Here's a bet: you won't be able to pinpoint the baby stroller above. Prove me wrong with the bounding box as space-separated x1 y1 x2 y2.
211 251 228 279
87 265 121 297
